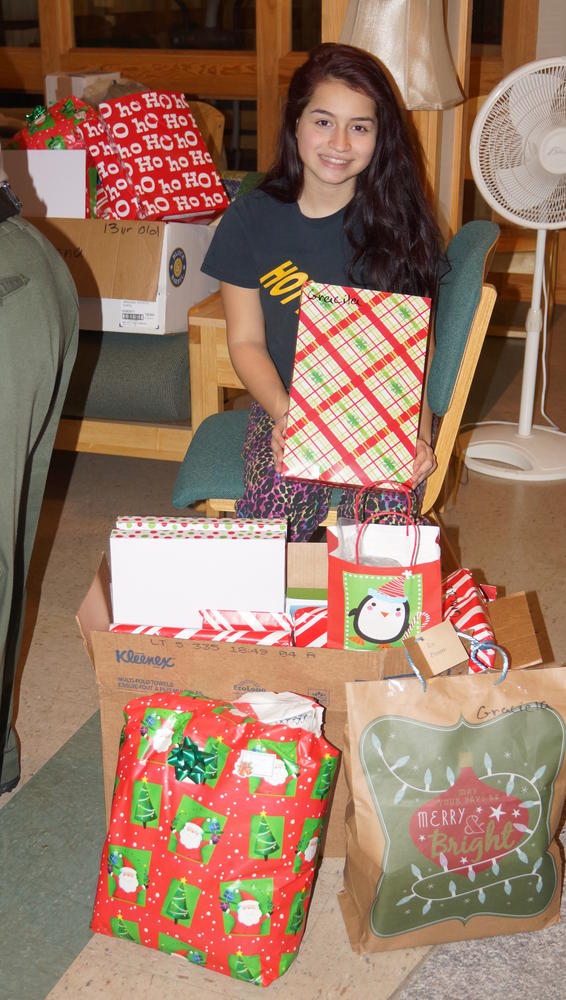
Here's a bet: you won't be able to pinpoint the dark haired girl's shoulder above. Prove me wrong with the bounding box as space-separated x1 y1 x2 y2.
222 185 293 222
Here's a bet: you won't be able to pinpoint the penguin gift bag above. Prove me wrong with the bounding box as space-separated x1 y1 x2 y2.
326 513 441 651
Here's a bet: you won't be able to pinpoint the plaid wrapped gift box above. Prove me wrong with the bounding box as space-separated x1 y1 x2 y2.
281 281 431 489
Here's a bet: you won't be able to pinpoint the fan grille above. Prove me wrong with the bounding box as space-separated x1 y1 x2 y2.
473 61 566 228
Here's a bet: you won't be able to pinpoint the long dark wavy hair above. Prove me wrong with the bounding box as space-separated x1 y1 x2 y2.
260 43 444 298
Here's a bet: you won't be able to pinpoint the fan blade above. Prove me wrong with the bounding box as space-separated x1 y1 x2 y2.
508 67 566 140
495 163 560 212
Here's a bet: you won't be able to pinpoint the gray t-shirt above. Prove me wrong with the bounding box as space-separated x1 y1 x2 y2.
201 189 353 390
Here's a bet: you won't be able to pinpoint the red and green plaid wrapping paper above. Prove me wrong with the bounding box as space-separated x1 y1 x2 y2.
281 282 431 488
91 691 338 986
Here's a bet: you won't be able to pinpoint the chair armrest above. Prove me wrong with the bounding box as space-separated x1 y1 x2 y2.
188 291 245 432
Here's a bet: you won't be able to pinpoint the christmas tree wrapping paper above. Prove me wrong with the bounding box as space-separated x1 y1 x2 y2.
97 92 229 220
91 690 339 986
442 568 498 671
338 668 566 951
281 281 430 489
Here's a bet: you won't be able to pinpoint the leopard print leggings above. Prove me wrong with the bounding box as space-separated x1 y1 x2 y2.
235 403 426 540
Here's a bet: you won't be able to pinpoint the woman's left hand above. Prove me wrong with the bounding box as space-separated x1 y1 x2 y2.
412 437 437 488
271 410 289 473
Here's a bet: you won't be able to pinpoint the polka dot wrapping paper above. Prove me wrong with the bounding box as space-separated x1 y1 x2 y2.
90 691 339 986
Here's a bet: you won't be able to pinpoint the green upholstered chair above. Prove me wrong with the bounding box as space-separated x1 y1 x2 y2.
172 220 500 517
63 330 191 425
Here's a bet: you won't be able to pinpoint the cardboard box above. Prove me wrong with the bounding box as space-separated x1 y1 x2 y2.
45 71 122 107
76 544 542 857
32 216 219 334
3 149 87 218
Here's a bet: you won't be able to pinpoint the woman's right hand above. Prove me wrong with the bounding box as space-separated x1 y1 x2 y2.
271 410 289 473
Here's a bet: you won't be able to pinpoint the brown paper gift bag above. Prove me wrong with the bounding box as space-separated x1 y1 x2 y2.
338 668 566 951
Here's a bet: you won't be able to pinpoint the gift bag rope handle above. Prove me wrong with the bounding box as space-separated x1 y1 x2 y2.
353 483 419 567
456 629 510 685
403 633 510 693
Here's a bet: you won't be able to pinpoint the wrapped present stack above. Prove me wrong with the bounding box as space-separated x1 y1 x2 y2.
8 92 229 222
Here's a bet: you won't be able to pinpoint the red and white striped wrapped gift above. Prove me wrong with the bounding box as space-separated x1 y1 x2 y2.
293 606 328 648
109 623 292 646
442 568 497 671
199 608 293 633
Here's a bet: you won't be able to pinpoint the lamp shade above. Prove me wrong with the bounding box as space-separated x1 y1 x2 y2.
339 0 465 110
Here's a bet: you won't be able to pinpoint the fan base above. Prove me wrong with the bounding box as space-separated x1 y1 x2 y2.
460 423 566 482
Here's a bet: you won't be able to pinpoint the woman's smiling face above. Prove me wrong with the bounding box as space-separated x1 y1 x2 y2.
295 77 377 202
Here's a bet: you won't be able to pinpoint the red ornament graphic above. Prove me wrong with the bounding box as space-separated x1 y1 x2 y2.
409 767 531 874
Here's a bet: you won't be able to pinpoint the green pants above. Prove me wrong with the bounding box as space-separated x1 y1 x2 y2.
0 215 78 790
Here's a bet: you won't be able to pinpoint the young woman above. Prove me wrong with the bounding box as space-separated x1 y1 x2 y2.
201 42 446 540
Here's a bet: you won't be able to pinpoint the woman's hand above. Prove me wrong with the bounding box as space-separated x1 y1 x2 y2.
271 410 289 473
412 437 437 489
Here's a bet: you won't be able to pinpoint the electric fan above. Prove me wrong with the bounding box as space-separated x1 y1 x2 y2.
463 56 566 481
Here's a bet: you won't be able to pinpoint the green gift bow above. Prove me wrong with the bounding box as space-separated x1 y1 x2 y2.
25 104 47 125
25 105 54 134
168 737 217 783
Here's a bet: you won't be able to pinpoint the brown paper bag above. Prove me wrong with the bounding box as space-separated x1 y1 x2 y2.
338 668 566 951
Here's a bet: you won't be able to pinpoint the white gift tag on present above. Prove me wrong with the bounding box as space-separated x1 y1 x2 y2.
233 749 279 779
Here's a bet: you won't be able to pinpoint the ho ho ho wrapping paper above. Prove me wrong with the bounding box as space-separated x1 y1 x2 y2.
281 281 431 489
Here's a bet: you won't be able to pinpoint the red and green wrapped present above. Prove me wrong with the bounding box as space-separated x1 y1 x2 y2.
7 96 100 216
91 690 339 986
281 281 431 489
7 96 92 151
97 91 229 220
442 568 497 672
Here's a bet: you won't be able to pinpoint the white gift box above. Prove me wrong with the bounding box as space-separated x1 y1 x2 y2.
109 517 287 628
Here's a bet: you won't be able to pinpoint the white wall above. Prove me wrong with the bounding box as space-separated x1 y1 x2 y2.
536 0 566 59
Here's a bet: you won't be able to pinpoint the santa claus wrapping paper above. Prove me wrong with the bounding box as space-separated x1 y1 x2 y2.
91 690 339 986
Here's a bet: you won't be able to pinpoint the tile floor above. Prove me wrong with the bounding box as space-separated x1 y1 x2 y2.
1 306 565 1000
